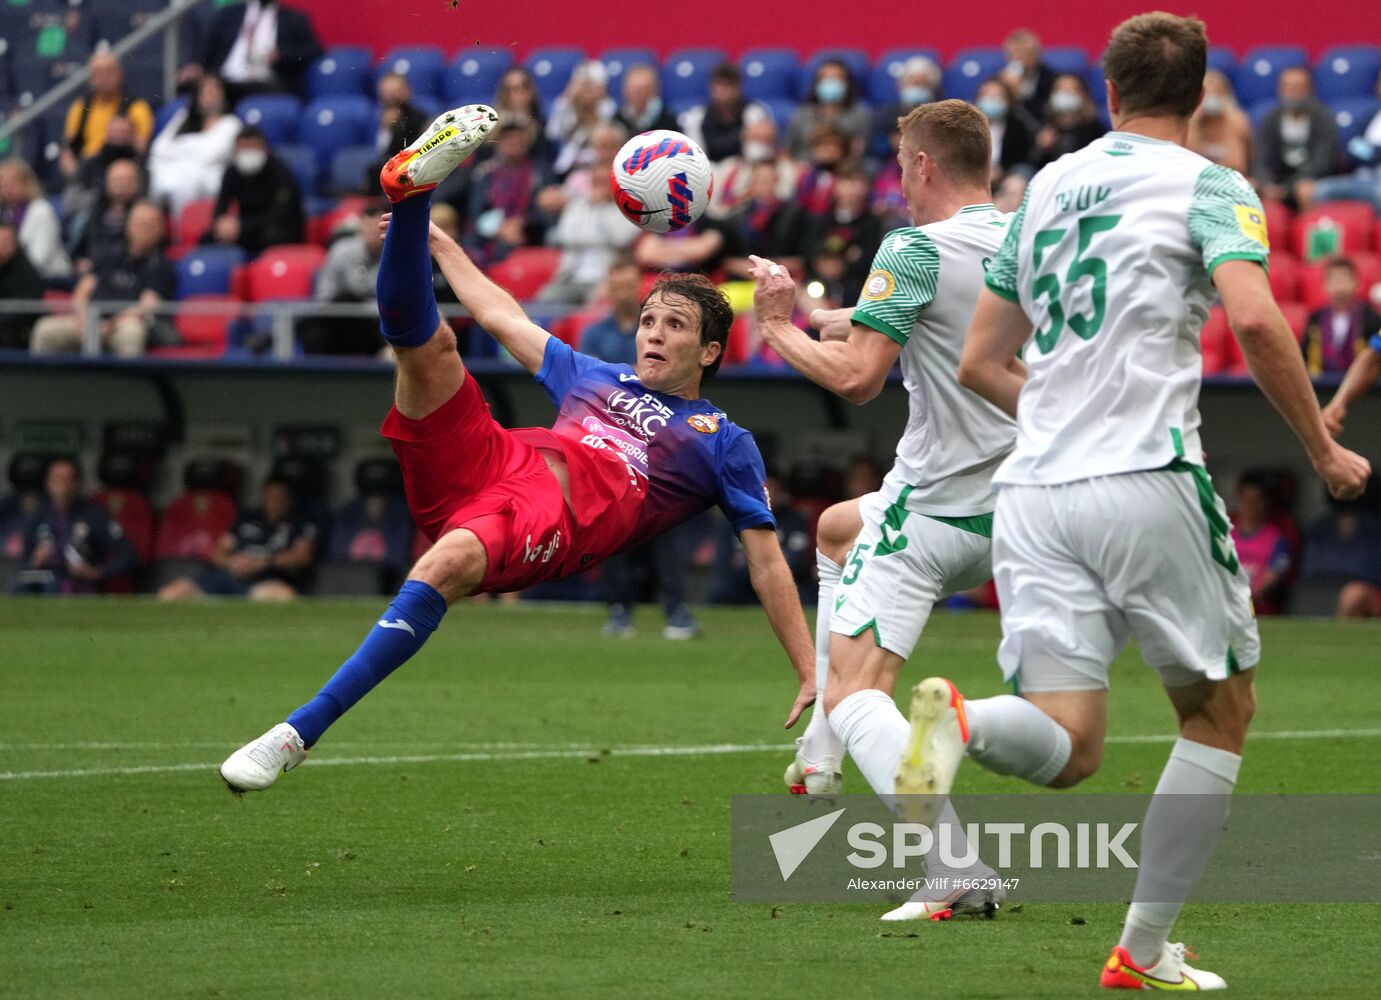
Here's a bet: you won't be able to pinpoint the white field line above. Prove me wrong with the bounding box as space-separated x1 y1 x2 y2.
1 727 1379 782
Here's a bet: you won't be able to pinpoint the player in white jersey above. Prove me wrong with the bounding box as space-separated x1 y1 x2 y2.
899 14 1371 990
749 101 1016 920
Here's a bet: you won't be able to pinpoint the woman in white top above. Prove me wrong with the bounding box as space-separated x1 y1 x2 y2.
0 158 70 282
148 75 242 217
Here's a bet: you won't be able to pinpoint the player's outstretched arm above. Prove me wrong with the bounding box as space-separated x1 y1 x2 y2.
957 288 1031 418
1323 345 1381 437
1215 260 1372 499
422 219 551 374
749 255 900 404
740 525 816 728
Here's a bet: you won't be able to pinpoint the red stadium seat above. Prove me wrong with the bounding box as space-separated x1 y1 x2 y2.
241 244 327 301
1200 305 1246 375
155 489 238 560
560 308 606 348
92 488 155 564
723 313 753 367
1261 200 1293 250
486 247 561 301
1266 251 1298 303
1291 201 1376 258
150 296 238 358
1278 301 1309 342
306 195 370 246
177 198 216 248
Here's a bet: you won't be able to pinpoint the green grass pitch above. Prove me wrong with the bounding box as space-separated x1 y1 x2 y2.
1 600 1378 998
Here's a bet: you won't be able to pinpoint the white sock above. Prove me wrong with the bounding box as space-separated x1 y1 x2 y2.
965 694 1072 786
1119 738 1241 967
800 552 844 766
828 688 907 795
925 800 986 880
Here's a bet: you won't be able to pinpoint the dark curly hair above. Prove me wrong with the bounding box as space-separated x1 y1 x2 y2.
642 272 735 382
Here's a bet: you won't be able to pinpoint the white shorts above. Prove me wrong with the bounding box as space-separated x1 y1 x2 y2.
992 465 1261 693
830 490 993 659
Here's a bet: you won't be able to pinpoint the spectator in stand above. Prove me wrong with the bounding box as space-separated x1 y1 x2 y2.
31 201 175 357
724 161 806 278
0 222 44 350
300 200 386 356
59 52 155 184
428 202 461 305
537 122 638 305
1026 72 1105 171
1302 257 1381 376
61 116 146 235
180 0 323 102
802 163 882 304
869 56 941 156
976 76 1036 178
206 127 305 255
794 125 850 216
147 74 242 218
10 458 137 595
1322 316 1381 438
1187 69 1252 175
679 62 768 164
491 67 551 165
546 60 615 179
1253 66 1339 207
1302 491 1381 618
708 117 801 220
633 203 747 279
465 118 553 266
614 64 679 137
993 171 1028 213
66 157 143 271
999 28 1058 122
786 59 870 161
1308 70 1381 211
1230 473 1293 615
711 469 814 606
367 72 431 194
0 159 71 283
578 255 641 364
159 477 318 602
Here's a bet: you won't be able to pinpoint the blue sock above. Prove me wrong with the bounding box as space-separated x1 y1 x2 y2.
286 580 449 746
377 192 441 348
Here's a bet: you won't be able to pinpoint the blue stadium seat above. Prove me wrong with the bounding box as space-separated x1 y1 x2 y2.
525 47 585 105
329 144 378 196
306 47 373 100
176 247 247 299
739 48 798 102
1332 97 1381 147
662 48 727 103
275 143 321 198
235 95 303 146
599 48 656 102
378 46 446 102
298 96 374 169
1043 46 1089 76
410 94 441 121
1248 100 1276 132
799 48 869 100
760 97 798 130
668 95 701 119
153 96 190 138
1315 46 1381 101
444 48 514 104
1207 46 1238 83
944 47 1006 103
869 48 942 104
1238 46 1308 106
1086 61 1107 107
121 53 166 104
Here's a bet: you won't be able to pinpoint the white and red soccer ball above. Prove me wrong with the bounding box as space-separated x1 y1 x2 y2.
609 129 714 234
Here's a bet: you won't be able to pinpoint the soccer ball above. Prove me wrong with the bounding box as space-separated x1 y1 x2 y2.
609 129 714 234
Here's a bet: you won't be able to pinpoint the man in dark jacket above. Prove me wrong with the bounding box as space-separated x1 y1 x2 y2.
1253 67 1340 206
11 458 138 595
614 65 680 136
0 221 44 350
207 127 305 255
366 73 432 196
182 0 323 102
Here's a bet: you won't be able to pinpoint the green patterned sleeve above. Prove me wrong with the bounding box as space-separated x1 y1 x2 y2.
984 190 1027 302
850 229 940 345
1188 163 1270 276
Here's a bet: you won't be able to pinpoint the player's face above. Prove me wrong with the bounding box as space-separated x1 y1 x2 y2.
634 292 717 395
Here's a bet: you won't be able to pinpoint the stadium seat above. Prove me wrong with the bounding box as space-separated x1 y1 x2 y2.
235 94 303 146
444 48 514 104
329 457 413 575
663 48 727 103
378 46 446 101
1267 250 1299 303
1331 97 1381 149
739 48 798 102
306 195 370 246
1375 217 1381 256
1291 202 1376 258
306 46 374 100
175 198 216 248
944 47 1007 103
1314 46 1381 101
0 453 48 560
328 144 377 196
1238 46 1308 106
868 48 942 105
525 47 585 105
176 246 246 299
1206 46 1238 82
599 48 657 103
1200 305 1246 376
153 96 189 137
1261 200 1294 249
92 487 154 566
1042 46 1090 76
240 245 326 301
299 96 375 169
1278 301 1309 342
275 144 321 198
154 295 237 358
155 490 237 560
486 246 561 301
798 48 869 100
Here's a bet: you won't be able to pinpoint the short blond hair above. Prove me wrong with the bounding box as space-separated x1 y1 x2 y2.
897 99 992 186
0 157 41 202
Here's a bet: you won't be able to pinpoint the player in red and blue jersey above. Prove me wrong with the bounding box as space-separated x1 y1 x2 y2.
221 106 814 791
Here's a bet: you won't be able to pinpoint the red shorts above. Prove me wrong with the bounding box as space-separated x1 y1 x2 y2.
382 375 575 593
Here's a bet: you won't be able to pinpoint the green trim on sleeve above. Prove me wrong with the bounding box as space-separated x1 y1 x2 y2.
851 310 908 346
1206 251 1269 277
985 276 1020 302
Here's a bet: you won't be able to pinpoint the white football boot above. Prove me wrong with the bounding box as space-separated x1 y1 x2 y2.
220 723 308 792
894 677 969 829
380 105 498 201
1100 942 1227 991
881 875 1006 922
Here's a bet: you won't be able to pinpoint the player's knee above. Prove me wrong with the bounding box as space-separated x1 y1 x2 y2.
816 503 859 564
409 529 484 602
1048 739 1102 788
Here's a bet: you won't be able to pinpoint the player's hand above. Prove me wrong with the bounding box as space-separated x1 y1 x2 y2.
748 254 795 327
1312 443 1371 501
810 307 853 342
784 681 816 729
1322 400 1346 437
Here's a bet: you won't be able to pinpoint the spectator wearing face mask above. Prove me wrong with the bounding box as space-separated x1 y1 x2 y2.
1187 69 1252 175
1026 72 1105 171
708 117 802 220
206 127 305 255
869 57 941 157
147 74 242 217
786 60 870 161
998 28 1058 122
976 76 1036 177
614 64 679 137
1253 66 1339 207
679 62 770 164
